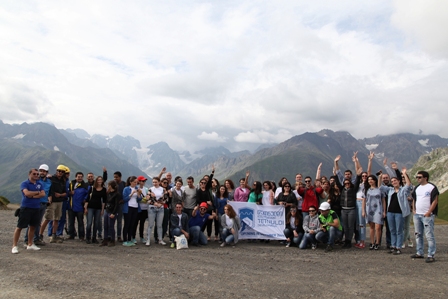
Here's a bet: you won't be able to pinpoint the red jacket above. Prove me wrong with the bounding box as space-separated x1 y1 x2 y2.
298 186 323 212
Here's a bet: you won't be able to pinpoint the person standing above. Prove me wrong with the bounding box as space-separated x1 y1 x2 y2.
113 171 126 242
411 171 439 263
24 164 51 246
12 169 46 253
68 172 89 240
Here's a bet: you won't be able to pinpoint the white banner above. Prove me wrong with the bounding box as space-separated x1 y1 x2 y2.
229 202 286 240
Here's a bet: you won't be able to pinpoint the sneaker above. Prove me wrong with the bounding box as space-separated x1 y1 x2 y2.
170 242 175 248
311 244 317 250
122 241 133 247
402 244 406 249
39 234 44 242
410 253 424 259
354 242 365 249
12 246 19 254
159 240 167 246
285 242 291 248
408 240 413 248
325 245 333 252
220 242 226 247
393 249 402 255
141 238 147 244
131 238 137 244
388 247 395 254
50 236 57 243
369 244 374 250
425 256 435 263
27 244 41 251
145 240 150 246
56 236 64 243
374 244 379 250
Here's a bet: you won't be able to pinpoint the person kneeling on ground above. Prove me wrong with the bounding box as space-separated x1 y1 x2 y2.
283 205 304 247
220 204 241 247
316 202 343 252
188 202 217 246
170 203 190 248
299 205 321 249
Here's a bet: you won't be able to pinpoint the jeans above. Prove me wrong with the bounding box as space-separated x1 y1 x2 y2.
116 203 123 239
316 227 343 246
123 207 139 242
25 203 47 243
221 228 236 244
403 213 412 242
190 226 208 245
172 228 182 238
356 200 366 242
283 228 303 246
148 206 164 242
413 214 436 257
341 208 356 244
68 210 85 239
48 200 68 236
86 208 101 240
103 211 117 241
299 232 317 249
387 212 404 249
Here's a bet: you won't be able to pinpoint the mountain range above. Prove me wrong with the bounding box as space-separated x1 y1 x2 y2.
2 119 448 203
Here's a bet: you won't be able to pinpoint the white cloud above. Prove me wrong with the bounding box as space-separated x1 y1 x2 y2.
234 129 292 143
0 0 447 153
197 131 227 142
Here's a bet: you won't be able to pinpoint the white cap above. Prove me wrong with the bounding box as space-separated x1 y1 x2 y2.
39 164 49 171
319 202 331 211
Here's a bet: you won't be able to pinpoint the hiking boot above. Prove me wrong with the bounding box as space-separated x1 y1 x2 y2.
108 240 115 247
86 239 92 244
425 256 435 263
100 239 108 247
56 236 64 243
325 245 333 252
35 240 46 246
50 236 57 243
410 253 424 259
92 239 99 244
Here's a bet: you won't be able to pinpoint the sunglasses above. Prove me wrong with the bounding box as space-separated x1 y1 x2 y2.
200 182 206 185
305 180 311 183
200 208 207 210
57 170 65 173
309 209 316 212
416 176 423 179
31 173 39 176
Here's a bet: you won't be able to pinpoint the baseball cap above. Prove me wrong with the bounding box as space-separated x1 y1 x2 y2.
39 164 49 171
137 176 147 181
199 202 208 209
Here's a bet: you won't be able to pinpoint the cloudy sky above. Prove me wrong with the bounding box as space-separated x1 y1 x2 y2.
0 0 447 152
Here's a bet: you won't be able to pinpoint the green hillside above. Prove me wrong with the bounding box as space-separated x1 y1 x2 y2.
438 190 448 222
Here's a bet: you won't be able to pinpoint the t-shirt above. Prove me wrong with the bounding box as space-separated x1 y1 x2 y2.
188 212 210 228
184 186 197 209
415 184 435 215
20 179 43 209
388 192 401 213
177 214 183 230
248 191 262 203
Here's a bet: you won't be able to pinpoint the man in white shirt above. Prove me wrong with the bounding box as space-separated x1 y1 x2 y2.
411 171 439 263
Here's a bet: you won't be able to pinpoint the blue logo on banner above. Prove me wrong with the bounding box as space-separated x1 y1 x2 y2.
239 207 254 232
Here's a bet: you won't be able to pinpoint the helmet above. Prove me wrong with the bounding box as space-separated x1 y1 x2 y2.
319 202 331 211
64 166 71 173
39 164 49 171
56 165 66 172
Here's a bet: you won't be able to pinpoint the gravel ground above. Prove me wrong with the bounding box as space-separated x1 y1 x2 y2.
0 208 447 299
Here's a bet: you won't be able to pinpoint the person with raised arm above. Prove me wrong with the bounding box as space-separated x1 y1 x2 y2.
333 155 362 248
381 166 411 255
365 173 387 250
233 170 251 202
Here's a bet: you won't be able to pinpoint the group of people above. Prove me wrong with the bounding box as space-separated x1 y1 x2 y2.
12 152 439 263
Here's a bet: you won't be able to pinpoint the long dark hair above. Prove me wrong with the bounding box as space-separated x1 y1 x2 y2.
364 175 378 197
252 181 262 195
286 206 302 227
278 177 288 188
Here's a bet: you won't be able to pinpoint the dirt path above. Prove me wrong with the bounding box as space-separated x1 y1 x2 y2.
0 209 447 299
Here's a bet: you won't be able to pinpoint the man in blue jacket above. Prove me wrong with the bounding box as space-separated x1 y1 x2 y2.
68 172 89 240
